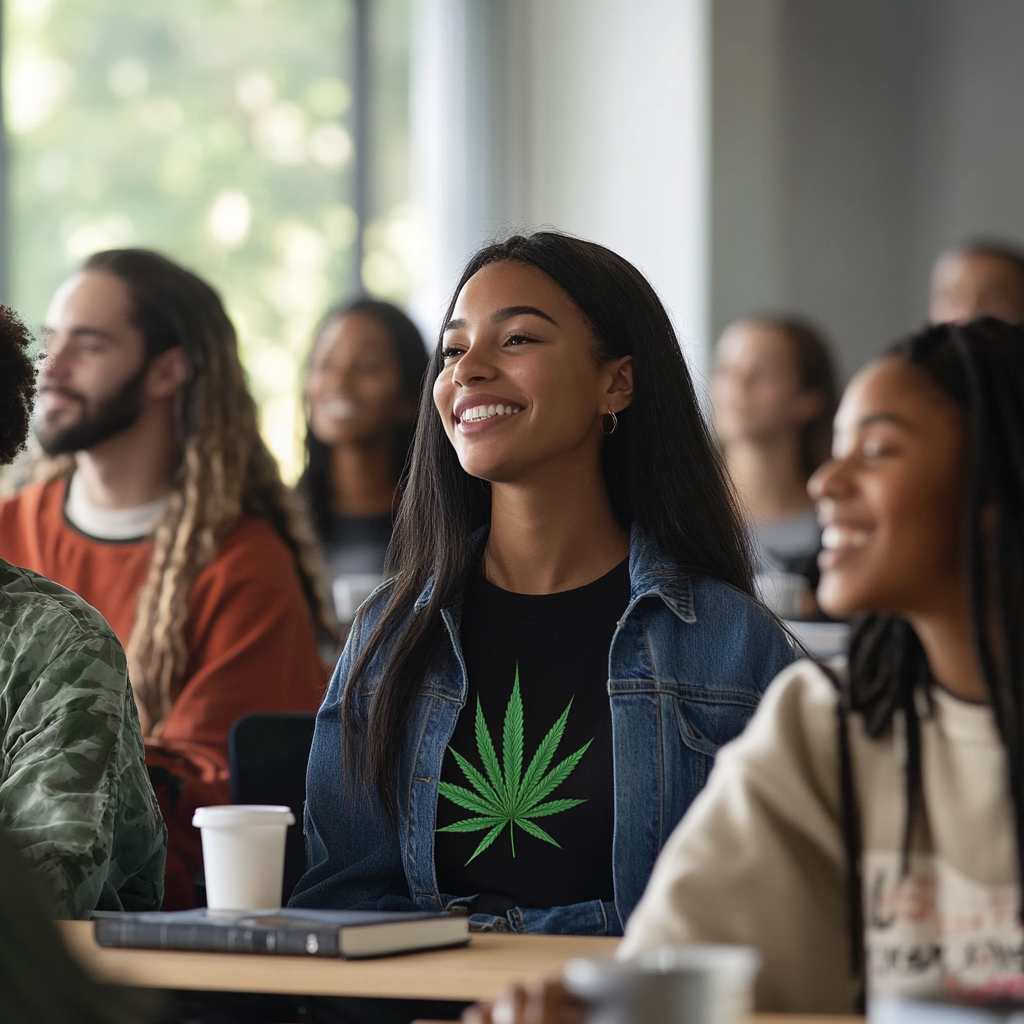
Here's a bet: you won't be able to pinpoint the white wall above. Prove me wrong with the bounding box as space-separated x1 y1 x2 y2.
711 0 1024 382
409 0 711 371
408 0 509 343
711 0 921 380
411 0 1024 384
907 0 1024 312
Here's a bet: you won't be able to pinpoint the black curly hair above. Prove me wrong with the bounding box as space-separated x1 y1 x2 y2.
0 306 37 467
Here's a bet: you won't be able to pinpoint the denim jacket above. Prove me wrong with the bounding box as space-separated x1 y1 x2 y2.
290 526 796 935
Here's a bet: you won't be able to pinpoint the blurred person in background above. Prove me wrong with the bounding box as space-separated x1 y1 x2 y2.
711 315 838 619
0 249 333 909
298 300 427 633
0 303 164 920
929 239 1024 324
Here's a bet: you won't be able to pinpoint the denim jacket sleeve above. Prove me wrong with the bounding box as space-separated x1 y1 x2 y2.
288 590 417 912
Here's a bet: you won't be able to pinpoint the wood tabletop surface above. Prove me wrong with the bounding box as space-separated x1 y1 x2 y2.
60 920 619 1001
61 921 865 1022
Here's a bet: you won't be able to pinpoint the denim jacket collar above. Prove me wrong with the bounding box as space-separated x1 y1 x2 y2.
412 523 695 624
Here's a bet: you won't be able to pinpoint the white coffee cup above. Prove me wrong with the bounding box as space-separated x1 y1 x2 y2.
192 804 295 910
564 946 761 1024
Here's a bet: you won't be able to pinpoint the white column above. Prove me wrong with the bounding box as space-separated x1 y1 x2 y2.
409 0 712 371
407 0 508 343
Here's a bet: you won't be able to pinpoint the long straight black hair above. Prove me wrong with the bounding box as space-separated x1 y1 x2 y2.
344 232 755 811
838 316 1024 980
297 299 428 540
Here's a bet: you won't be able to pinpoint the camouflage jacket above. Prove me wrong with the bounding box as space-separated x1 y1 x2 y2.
0 558 166 918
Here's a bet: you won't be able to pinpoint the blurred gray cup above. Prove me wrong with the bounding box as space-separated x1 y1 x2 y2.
564 946 760 1024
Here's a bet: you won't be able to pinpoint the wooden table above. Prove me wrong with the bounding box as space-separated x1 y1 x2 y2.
60 920 619 1001
60 922 864 1024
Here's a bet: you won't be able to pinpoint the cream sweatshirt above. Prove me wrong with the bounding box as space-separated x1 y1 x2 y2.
620 659 1021 1013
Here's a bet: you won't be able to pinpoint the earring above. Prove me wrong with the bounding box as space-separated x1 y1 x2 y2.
601 410 618 435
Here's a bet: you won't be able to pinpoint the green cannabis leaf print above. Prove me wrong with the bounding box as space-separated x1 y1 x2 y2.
437 666 592 864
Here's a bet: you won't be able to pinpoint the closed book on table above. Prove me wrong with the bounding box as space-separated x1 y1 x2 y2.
93 908 470 959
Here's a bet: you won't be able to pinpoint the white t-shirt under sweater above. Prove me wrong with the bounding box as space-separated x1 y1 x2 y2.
65 473 170 541
620 659 1020 1013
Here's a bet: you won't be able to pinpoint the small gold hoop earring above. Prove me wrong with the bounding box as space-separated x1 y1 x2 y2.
601 410 618 435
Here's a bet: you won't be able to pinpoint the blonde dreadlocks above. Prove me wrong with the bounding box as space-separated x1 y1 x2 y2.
34 249 336 733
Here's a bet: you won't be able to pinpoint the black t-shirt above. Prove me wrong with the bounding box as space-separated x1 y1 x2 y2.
323 512 393 623
324 511 393 576
434 559 630 915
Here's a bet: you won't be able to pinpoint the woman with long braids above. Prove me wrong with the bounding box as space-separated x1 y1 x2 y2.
290 232 795 935
0 249 334 908
465 316 1024 1022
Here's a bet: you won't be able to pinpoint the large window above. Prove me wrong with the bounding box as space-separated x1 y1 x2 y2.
2 0 411 476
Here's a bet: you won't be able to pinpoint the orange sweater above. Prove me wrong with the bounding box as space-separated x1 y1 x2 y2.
0 478 327 908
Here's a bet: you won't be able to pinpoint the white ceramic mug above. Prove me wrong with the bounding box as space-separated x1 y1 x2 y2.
564 946 761 1024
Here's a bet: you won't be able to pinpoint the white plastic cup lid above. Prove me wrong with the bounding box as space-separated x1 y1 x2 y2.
192 804 296 828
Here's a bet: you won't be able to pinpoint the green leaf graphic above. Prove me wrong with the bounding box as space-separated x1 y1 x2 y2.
523 798 585 819
437 664 591 864
515 817 561 848
475 698 505 808
519 699 572 797
435 782 497 817
503 668 524 807
523 740 593 810
437 815 506 833
448 748 502 808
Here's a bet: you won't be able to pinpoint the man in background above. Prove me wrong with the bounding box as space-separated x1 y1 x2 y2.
0 302 164 919
0 249 334 908
929 239 1024 324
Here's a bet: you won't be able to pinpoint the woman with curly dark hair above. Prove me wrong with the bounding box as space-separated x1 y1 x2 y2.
0 304 37 464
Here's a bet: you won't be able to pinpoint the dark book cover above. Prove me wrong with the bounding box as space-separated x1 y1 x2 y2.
93 907 470 959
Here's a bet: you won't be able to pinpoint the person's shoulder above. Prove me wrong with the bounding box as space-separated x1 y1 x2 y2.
689 574 770 616
0 477 63 524
345 574 399 646
193 515 307 599
0 558 127 686
752 656 844 740
215 515 300 571
688 575 794 647
698 657 844 803
0 557 115 635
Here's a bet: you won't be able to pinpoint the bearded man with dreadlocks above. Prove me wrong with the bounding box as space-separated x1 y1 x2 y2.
0 249 334 909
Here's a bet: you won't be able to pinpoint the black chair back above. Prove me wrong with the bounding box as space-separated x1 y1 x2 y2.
228 712 317 904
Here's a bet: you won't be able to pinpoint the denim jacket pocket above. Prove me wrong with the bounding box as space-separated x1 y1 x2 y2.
675 693 760 756
469 899 620 935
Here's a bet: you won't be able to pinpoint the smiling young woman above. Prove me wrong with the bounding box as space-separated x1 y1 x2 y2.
289 232 795 936
617 316 1024 1009
462 316 1024 1023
